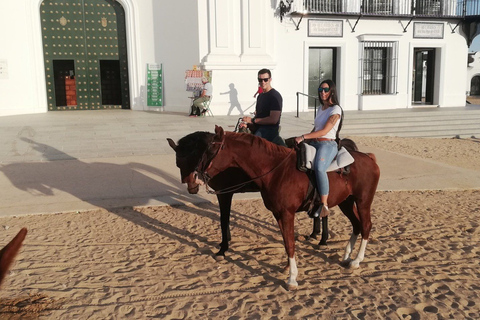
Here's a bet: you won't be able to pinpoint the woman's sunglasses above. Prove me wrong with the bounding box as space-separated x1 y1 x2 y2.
318 87 330 93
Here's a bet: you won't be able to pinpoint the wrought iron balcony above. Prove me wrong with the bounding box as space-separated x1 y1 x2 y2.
288 0 480 18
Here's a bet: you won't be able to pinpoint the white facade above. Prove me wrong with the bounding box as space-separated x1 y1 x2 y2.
0 0 470 117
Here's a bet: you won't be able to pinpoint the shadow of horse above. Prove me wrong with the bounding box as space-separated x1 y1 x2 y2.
0 138 293 290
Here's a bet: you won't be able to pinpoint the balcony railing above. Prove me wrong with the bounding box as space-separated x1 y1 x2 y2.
291 0 480 18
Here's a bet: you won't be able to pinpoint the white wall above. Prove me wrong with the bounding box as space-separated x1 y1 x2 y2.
0 0 470 117
0 0 46 116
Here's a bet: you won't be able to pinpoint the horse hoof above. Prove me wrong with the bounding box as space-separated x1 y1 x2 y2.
340 259 351 268
215 251 225 261
287 282 298 291
349 261 360 269
308 233 319 240
214 255 225 261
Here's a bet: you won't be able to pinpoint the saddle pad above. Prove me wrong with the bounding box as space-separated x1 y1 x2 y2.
303 144 354 172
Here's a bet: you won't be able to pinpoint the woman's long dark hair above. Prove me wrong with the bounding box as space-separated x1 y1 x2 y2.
318 79 340 107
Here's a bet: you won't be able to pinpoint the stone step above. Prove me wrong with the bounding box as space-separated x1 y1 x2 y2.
339 107 480 138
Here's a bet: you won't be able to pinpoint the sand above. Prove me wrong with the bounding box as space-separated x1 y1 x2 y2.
0 137 479 319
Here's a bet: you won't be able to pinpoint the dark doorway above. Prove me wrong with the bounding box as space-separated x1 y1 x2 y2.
53 60 75 108
100 60 122 105
471 75 480 95
413 49 435 105
308 47 337 109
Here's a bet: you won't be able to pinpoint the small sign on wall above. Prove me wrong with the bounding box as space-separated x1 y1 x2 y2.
146 63 163 107
0 60 8 79
413 22 444 39
308 20 343 37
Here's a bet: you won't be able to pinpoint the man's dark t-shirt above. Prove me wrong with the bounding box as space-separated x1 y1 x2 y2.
255 88 282 128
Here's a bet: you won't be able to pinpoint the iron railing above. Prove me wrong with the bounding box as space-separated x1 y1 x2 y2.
291 0 480 18
296 92 320 118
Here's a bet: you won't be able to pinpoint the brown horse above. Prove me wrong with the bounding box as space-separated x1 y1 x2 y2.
167 133 330 258
190 126 380 290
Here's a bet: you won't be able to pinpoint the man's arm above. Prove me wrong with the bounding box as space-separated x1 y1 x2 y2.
242 111 281 125
253 110 281 125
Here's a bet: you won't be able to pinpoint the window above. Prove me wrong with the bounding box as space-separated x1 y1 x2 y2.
362 0 393 15
360 41 398 95
304 0 342 13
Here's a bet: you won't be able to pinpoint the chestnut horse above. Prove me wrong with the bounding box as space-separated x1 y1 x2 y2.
167 133 330 258
180 126 380 290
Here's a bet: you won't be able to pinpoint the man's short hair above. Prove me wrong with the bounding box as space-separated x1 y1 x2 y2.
258 68 271 77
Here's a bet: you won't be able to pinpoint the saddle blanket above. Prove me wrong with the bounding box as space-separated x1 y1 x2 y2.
302 144 354 172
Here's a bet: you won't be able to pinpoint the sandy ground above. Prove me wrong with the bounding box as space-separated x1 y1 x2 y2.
0 137 479 319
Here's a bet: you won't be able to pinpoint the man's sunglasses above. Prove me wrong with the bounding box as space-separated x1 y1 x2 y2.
258 78 270 83
318 87 330 93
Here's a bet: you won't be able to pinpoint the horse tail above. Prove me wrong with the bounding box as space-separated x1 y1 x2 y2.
340 138 377 162
339 138 358 152
366 153 377 163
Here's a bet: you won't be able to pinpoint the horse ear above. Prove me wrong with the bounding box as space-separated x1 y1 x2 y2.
214 126 224 141
167 138 177 151
0 228 27 288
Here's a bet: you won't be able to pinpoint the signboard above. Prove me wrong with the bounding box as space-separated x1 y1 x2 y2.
413 22 444 39
308 20 343 37
146 63 163 107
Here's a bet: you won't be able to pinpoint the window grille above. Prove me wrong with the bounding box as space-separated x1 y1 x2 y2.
360 41 398 95
362 0 393 15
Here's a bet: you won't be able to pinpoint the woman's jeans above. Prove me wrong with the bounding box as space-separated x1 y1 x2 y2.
311 140 338 197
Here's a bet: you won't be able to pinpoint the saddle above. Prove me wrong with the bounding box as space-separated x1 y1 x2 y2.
294 142 355 215
296 142 354 173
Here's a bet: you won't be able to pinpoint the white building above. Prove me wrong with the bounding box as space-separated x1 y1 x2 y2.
0 0 479 117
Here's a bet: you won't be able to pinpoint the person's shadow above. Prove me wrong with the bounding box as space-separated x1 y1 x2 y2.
220 83 243 115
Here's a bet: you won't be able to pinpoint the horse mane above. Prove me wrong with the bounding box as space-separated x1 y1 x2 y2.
225 132 291 157
176 131 213 158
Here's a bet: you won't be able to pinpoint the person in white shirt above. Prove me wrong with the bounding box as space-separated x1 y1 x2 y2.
294 80 342 218
192 77 213 116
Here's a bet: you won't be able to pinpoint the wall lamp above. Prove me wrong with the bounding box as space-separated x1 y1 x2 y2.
279 0 293 22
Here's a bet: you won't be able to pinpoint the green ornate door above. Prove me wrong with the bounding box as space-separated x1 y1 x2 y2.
40 0 130 110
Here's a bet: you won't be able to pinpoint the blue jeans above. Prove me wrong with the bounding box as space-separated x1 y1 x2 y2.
311 140 338 196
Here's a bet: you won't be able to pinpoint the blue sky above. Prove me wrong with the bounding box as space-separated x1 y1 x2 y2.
470 36 480 52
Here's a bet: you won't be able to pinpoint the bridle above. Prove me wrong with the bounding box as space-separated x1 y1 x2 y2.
194 134 294 195
194 135 225 191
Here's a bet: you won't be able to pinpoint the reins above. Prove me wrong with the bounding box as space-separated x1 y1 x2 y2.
196 136 295 195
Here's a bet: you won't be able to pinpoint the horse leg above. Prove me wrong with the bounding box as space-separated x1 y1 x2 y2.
319 217 329 246
216 192 234 257
338 196 362 267
309 216 321 239
349 201 373 268
277 215 298 290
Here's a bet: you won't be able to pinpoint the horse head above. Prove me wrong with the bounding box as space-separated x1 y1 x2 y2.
197 126 231 180
167 132 214 194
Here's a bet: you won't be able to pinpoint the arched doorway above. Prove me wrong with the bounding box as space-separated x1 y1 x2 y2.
40 0 130 110
471 75 480 95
